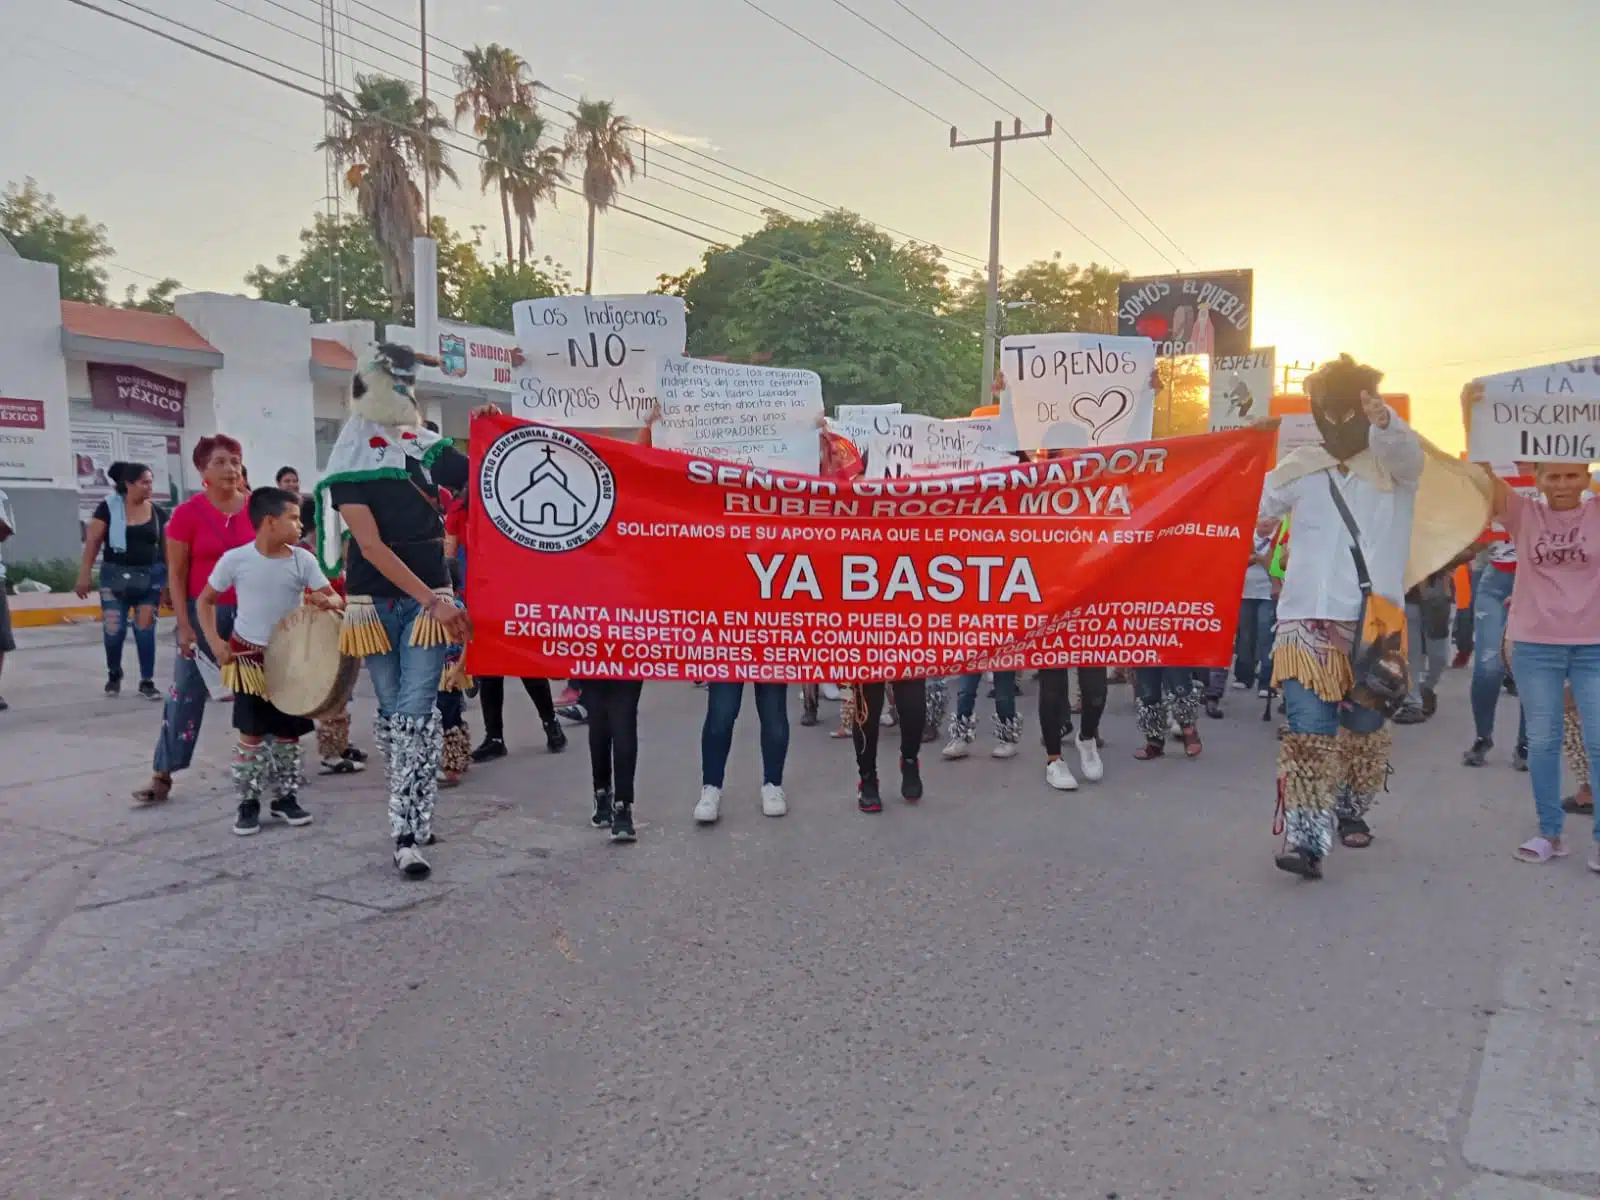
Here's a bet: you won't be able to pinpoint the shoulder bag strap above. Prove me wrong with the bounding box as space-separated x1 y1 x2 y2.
1324 473 1374 598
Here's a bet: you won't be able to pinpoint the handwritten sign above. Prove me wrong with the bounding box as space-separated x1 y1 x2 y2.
999 332 1157 450
1468 358 1600 463
862 411 1015 478
511 295 686 428
1209 347 1276 431
654 358 823 472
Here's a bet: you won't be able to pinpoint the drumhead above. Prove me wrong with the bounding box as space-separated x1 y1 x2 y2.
266 607 352 716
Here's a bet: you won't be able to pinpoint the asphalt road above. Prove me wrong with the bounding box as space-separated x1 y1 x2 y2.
1 622 1597 1200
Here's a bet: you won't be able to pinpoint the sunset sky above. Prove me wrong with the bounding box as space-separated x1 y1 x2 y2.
3 0 1595 451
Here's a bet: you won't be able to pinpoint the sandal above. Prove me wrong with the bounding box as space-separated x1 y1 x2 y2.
1275 847 1323 879
131 773 172 806
1133 740 1164 761
1338 816 1374 849
1588 845 1600 875
1180 725 1203 758
1514 836 1567 864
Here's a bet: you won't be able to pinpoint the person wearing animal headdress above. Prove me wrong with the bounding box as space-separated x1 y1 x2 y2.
314 342 487 880
1259 354 1490 879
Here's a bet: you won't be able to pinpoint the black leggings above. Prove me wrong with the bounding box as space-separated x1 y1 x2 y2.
852 681 927 779
1038 668 1108 757
581 680 644 806
477 676 556 740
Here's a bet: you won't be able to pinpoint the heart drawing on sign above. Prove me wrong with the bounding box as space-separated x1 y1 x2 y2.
1070 387 1132 444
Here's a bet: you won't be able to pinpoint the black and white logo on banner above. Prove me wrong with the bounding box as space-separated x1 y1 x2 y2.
480 424 616 553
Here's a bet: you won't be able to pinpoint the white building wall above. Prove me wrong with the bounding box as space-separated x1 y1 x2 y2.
177 293 318 494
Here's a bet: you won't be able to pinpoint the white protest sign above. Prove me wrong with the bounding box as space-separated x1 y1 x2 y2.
511 295 686 428
999 333 1157 450
949 413 1019 454
1275 412 1321 460
1468 358 1600 463
1209 347 1276 431
654 358 823 472
835 403 901 419
863 411 1015 478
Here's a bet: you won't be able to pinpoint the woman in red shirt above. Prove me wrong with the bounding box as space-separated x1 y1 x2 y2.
133 434 252 805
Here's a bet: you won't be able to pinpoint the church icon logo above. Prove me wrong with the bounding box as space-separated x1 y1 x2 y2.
480 424 615 553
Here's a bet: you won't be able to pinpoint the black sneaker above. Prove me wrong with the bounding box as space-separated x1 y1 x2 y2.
610 803 637 843
858 776 883 813
800 705 819 728
1513 743 1529 772
1392 704 1427 726
543 719 568 753
1204 698 1224 720
1421 687 1438 718
471 736 508 763
105 675 121 697
590 787 614 828
900 757 924 803
343 746 368 764
555 703 587 724
1274 848 1323 880
1462 737 1492 767
232 802 261 837
137 679 162 702
270 796 313 827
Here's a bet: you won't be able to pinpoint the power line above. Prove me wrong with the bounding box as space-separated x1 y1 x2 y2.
881 0 1193 267
58 0 985 336
98 0 325 86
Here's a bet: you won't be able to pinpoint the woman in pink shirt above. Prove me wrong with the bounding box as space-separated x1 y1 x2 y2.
133 434 252 805
1484 462 1600 866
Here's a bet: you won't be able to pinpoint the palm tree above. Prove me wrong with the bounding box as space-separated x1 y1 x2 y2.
478 111 567 266
319 75 457 311
564 99 636 294
454 43 538 262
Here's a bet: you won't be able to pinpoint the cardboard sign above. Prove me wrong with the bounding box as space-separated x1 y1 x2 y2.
654 358 823 472
863 411 1015 478
1468 358 1600 463
511 295 687 428
999 333 1157 450
1209 347 1276 431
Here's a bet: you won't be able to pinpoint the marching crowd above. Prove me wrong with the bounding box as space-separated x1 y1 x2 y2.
11 344 1597 885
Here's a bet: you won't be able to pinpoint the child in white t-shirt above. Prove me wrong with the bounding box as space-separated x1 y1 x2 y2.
197 487 343 836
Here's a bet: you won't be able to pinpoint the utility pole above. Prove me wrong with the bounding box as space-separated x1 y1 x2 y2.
419 0 431 228
951 115 1052 406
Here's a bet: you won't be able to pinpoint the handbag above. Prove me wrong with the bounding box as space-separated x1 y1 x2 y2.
1324 475 1411 715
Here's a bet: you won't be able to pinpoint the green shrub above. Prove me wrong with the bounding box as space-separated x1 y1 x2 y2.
4 558 90 595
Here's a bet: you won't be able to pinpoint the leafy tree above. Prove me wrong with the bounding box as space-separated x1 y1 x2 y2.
1152 354 1212 438
318 75 458 311
660 210 981 415
988 255 1125 336
457 258 570 330
121 278 183 314
564 99 636 294
0 178 114 302
246 213 513 328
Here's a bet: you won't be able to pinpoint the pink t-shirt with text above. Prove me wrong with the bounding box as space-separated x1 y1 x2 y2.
165 493 254 603
1503 490 1600 645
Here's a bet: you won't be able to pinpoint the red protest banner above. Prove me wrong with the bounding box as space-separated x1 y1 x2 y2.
464 413 1273 682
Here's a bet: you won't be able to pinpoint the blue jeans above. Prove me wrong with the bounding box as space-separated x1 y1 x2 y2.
153 599 234 773
701 682 789 787
362 598 450 719
956 671 1016 721
102 584 159 683
1405 602 1450 706
1470 567 1525 745
1281 679 1388 737
1234 597 1276 689
1510 642 1600 841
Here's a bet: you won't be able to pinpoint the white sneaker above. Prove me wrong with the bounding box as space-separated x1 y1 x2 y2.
1075 735 1104 782
1258 687 1271 699
394 843 431 879
1046 758 1080 791
941 735 971 760
694 785 722 825
761 783 787 817
1232 679 1250 691
991 741 1020 759
821 683 841 701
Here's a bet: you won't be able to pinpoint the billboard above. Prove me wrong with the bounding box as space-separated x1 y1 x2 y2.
1117 269 1253 359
